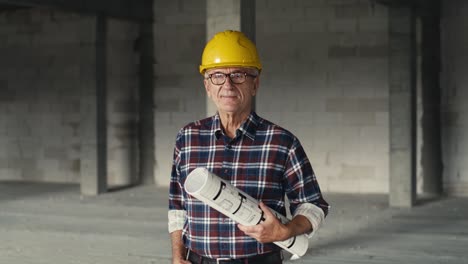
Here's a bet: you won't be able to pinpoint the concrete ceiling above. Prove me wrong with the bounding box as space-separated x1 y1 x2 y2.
0 3 28 11
0 0 152 21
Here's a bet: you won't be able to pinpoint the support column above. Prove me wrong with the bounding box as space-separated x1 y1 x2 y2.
241 0 256 111
240 0 256 43
205 0 256 116
81 14 107 195
389 6 417 207
420 1 443 196
138 20 155 184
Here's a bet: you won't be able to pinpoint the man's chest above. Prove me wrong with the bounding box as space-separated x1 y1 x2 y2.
179 139 288 199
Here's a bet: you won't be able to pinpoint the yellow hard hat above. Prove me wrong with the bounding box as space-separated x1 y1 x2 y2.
199 30 262 74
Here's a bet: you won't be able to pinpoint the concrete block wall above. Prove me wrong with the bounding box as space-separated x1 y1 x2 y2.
0 8 94 183
106 18 140 187
441 0 468 196
152 0 207 186
256 0 389 193
0 8 140 186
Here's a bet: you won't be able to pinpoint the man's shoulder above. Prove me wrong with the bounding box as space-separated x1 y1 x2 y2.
255 114 296 141
179 116 214 133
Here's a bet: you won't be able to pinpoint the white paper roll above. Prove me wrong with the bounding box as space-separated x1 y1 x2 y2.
184 167 309 257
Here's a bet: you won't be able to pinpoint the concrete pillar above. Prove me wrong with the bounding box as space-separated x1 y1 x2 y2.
440 0 468 196
105 19 140 188
389 6 417 207
205 0 256 116
138 20 155 184
241 0 256 111
420 1 443 197
80 14 107 195
240 0 256 44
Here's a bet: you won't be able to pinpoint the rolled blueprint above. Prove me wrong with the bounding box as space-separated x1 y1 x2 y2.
184 167 309 257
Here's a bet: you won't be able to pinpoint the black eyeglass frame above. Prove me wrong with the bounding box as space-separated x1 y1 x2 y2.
206 72 257 85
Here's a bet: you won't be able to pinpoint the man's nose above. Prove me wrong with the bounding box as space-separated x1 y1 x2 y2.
222 75 234 89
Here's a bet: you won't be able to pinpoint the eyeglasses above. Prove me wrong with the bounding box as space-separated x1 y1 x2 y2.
206 72 257 85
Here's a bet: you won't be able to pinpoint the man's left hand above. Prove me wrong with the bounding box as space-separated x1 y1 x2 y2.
237 202 291 243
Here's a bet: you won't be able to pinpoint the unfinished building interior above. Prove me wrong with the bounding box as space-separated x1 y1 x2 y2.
0 0 467 263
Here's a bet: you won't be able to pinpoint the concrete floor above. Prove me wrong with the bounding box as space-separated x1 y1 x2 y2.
0 182 467 264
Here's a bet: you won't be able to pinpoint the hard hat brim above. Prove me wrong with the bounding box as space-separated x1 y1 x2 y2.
199 62 262 74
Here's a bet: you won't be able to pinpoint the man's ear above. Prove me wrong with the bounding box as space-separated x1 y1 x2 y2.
204 78 211 97
252 76 260 96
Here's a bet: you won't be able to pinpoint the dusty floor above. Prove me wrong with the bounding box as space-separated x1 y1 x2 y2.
0 182 467 264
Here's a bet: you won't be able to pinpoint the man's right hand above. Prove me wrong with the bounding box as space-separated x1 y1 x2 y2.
171 230 191 264
172 258 191 264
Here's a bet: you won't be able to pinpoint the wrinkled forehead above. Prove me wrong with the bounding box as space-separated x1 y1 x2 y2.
205 67 258 75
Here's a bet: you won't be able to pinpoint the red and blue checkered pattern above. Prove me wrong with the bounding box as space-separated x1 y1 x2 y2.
169 112 329 259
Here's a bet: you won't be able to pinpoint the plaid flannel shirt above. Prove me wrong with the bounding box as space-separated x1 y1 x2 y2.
168 112 329 259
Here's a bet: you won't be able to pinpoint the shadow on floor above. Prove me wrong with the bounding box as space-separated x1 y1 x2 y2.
0 181 79 203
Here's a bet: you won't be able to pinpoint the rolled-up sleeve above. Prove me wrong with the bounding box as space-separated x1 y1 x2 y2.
168 130 186 233
283 137 330 236
168 209 186 233
293 203 325 238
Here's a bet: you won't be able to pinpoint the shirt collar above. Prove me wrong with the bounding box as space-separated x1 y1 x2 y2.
212 112 259 141
213 114 223 139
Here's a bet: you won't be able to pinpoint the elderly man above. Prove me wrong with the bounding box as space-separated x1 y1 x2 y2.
168 30 329 264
